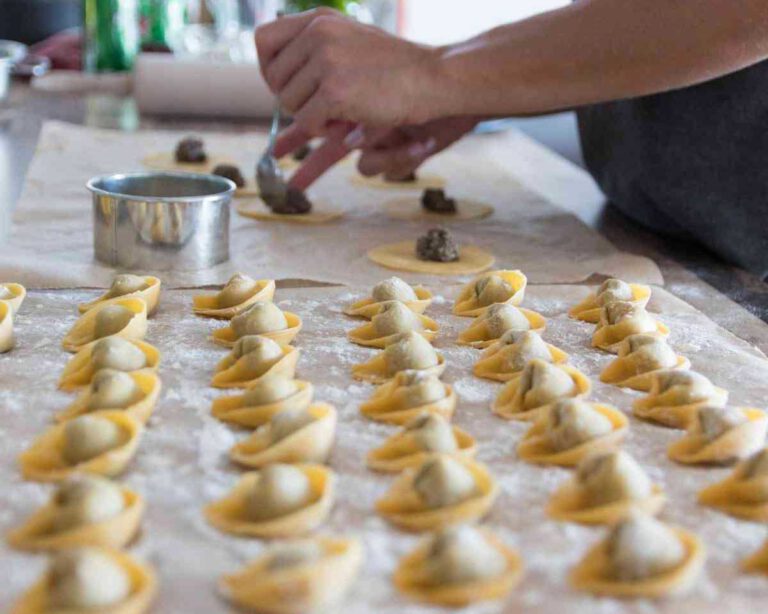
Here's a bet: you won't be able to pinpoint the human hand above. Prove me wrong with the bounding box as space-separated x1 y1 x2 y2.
274 117 480 191
256 8 447 135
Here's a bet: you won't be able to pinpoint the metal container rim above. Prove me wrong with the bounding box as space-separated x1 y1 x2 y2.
86 171 236 203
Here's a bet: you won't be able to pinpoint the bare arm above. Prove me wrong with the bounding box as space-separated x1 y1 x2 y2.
436 0 768 117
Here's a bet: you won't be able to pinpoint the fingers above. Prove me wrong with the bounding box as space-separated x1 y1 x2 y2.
357 137 437 177
289 122 355 191
274 124 312 159
255 7 338 68
279 56 322 114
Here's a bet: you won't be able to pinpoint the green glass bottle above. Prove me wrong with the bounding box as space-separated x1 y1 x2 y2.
284 0 356 14
140 0 187 51
82 0 140 72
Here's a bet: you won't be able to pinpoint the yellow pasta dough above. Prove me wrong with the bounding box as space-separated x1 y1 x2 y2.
211 378 313 428
457 304 546 349
18 412 143 482
473 331 568 383
11 546 157 614
569 279 651 324
699 448 768 521
493 360 591 421
591 302 669 353
517 399 628 467
0 300 14 353
58 338 160 392
55 370 161 425
229 403 337 468
600 333 689 391
344 277 432 319
366 413 476 472
348 301 439 348
219 537 363 613
376 454 498 531
78 275 161 316
211 301 301 347
570 512 704 598
742 537 768 575
211 336 299 389
237 198 344 223
0 282 26 313
62 298 148 353
453 270 527 317
367 241 495 276
352 332 445 384
633 370 728 429
204 464 334 538
192 274 276 319
7 476 143 551
667 406 768 466
547 451 665 525
359 371 456 425
351 171 445 190
394 525 523 607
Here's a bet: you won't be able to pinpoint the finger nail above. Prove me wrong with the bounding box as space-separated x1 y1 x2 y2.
344 125 365 149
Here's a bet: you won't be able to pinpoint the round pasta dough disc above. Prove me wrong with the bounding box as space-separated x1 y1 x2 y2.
236 199 343 224
233 181 261 198
384 197 494 222
367 240 495 275
141 152 235 174
350 172 445 190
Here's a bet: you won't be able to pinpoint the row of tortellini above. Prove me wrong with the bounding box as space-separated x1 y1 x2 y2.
194 273 362 613
0 281 26 352
344 277 525 606
569 279 768 579
446 273 712 598
11 274 164 613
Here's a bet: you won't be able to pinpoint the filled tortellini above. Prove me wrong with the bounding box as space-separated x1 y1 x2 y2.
0 300 14 353
600 334 688 391
366 413 476 472
375 454 498 531
591 302 668 353
547 451 665 525
493 359 591 421
19 412 143 482
12 546 156 613
345 277 432 319
518 399 628 467
204 463 334 538
352 331 445 383
57 370 161 424
359 370 456 425
633 370 728 429
229 403 337 468
394 525 523 606
211 300 301 347
219 537 363 613
699 448 768 521
7 476 143 552
62 298 148 353
78 275 161 316
0 281 26 313
570 512 704 597
211 335 298 388
667 405 768 465
58 337 160 391
569 279 651 323
457 303 545 349
474 330 568 383
453 270 527 317
193 273 275 319
211 376 314 428
348 301 439 348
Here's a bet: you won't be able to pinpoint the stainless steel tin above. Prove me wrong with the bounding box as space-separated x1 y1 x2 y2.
87 172 235 271
0 50 11 101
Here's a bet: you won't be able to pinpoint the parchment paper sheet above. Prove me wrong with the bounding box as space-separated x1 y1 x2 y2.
1 121 662 289
2 284 767 612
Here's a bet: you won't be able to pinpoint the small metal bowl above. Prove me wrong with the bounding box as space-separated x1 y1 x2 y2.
87 172 235 271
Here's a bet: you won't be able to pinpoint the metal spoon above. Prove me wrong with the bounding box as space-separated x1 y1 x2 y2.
256 102 288 209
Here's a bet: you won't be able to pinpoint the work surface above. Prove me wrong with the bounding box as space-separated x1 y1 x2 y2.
2 284 768 612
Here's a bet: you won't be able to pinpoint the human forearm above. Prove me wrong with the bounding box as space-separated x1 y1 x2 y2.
434 0 768 117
